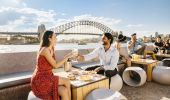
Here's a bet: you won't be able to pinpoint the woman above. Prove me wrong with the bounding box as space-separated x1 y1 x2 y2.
31 30 72 100
114 34 131 67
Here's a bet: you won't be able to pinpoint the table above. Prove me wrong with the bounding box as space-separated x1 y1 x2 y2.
55 71 109 100
131 59 158 81
155 53 170 58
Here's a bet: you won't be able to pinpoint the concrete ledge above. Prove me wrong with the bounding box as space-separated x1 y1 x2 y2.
0 71 32 89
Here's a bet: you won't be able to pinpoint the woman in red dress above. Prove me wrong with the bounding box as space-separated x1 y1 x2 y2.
31 30 72 100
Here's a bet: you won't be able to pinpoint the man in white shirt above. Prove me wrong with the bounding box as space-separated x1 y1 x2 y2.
77 33 119 84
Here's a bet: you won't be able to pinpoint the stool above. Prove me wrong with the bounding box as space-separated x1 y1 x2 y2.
110 74 123 91
27 91 41 100
152 66 170 85
123 67 147 87
85 88 126 100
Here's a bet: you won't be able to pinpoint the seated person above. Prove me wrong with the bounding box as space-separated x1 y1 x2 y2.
153 36 164 53
31 31 73 100
77 33 119 86
163 39 170 54
127 33 146 57
114 34 131 67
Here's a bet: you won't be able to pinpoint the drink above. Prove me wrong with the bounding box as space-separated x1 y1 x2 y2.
165 50 168 54
64 60 71 72
72 49 78 57
72 49 78 62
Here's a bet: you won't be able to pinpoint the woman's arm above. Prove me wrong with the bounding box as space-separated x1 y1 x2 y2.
42 48 72 68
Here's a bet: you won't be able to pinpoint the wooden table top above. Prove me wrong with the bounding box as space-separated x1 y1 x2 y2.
131 59 158 65
54 69 107 88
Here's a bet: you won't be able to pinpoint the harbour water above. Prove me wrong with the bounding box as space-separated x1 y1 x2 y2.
0 43 101 53
0 43 153 53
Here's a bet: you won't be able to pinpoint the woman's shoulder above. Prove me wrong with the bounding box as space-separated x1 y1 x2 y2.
39 47 50 56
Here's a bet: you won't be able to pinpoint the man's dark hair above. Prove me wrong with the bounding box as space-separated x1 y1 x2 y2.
157 35 161 39
104 32 113 44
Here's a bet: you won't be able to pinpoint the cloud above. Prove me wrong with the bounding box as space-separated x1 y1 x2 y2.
0 0 27 7
73 14 122 26
0 6 57 32
0 6 122 32
126 24 144 28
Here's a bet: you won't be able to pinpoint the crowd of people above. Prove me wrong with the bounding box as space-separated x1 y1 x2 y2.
153 36 170 54
30 30 170 100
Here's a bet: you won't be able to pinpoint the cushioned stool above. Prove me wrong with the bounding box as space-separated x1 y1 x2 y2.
27 91 41 100
123 67 147 87
152 66 170 85
85 88 126 100
110 74 123 91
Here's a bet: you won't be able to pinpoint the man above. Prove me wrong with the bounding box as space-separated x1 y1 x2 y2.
77 33 119 84
127 33 146 57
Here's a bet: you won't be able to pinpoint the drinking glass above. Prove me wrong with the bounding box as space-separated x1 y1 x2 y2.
72 48 78 62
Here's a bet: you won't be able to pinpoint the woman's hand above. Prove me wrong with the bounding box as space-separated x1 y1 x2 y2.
64 52 74 61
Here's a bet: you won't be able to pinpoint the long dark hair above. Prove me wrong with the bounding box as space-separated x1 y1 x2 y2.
40 30 54 48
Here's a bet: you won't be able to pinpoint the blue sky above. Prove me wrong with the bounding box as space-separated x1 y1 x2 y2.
0 0 170 37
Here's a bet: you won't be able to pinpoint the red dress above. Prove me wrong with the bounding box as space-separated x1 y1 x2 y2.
31 54 59 100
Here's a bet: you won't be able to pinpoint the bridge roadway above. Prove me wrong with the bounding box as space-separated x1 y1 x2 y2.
0 32 103 36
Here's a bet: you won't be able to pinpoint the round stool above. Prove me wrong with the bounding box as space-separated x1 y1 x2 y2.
152 66 170 85
27 91 41 100
110 74 123 91
85 88 125 100
122 67 147 87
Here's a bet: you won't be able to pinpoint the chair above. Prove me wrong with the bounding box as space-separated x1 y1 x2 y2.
152 66 170 85
110 74 123 91
27 91 41 100
144 50 156 60
122 67 147 87
85 88 126 100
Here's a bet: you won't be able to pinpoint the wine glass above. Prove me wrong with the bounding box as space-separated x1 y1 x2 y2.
72 48 78 62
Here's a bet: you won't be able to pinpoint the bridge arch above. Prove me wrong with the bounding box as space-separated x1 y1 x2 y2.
50 20 114 34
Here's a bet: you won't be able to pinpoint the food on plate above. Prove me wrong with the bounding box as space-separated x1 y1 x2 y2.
67 74 76 80
79 75 93 81
72 70 79 75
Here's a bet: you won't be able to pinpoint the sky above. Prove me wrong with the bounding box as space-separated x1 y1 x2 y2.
0 0 170 37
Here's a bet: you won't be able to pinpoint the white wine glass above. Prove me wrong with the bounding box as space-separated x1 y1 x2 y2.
72 48 78 62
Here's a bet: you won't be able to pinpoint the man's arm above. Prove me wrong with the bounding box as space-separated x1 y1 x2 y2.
138 41 146 46
77 48 99 61
127 41 134 49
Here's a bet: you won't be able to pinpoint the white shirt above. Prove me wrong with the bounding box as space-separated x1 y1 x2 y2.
84 45 119 71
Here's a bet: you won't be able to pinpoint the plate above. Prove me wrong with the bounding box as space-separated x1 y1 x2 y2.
78 75 93 81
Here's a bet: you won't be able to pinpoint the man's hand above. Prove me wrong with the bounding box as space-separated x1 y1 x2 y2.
77 54 84 61
94 67 104 72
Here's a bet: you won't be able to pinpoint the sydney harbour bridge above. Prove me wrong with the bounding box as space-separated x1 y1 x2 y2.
0 20 116 41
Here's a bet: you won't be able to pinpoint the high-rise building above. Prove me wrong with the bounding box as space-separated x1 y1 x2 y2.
37 24 46 41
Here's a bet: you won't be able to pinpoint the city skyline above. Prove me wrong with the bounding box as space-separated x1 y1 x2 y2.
0 0 170 38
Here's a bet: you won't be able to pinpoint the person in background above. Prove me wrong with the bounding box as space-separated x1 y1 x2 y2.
127 33 146 57
77 32 119 85
114 34 131 75
114 34 131 67
153 36 164 53
31 30 73 100
163 39 170 54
